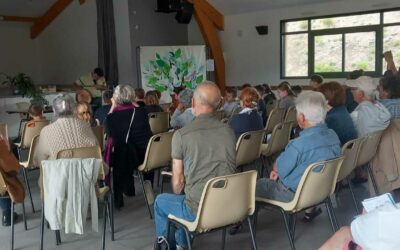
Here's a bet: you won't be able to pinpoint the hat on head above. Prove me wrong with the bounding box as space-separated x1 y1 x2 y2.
344 76 377 94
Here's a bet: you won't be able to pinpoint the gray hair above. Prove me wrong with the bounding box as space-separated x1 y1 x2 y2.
53 93 76 118
193 81 221 110
178 89 194 109
295 91 327 126
113 84 135 105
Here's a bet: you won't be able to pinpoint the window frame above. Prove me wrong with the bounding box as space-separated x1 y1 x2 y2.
280 7 400 79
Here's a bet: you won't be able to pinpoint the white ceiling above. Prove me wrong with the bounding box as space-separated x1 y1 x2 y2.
0 0 55 17
208 0 339 15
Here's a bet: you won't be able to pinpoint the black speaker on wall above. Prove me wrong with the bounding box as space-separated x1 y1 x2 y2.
175 1 193 24
256 25 269 35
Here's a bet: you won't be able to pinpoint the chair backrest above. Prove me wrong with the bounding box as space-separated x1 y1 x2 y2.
194 171 257 232
337 137 365 182
356 130 384 167
290 157 344 212
264 108 286 134
266 99 276 117
214 110 225 120
148 112 170 134
16 102 30 110
236 130 265 167
263 122 293 157
20 120 50 149
284 106 298 127
91 126 105 151
138 131 173 172
0 123 8 139
230 106 242 117
23 135 40 169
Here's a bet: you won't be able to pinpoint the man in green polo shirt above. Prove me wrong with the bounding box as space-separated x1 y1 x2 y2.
73 67 106 108
153 82 236 250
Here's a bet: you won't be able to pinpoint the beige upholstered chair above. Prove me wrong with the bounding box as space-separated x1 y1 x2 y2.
255 157 344 250
337 137 365 213
284 106 297 127
15 120 49 150
149 112 170 134
214 110 225 120
264 108 286 134
355 130 384 195
236 130 265 168
0 170 27 250
92 126 105 151
20 135 40 213
167 171 258 250
0 123 8 138
138 131 173 219
265 99 276 117
39 146 113 249
15 102 31 135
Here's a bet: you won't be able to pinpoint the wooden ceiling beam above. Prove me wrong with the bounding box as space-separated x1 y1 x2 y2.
30 0 74 39
0 15 38 23
188 0 224 30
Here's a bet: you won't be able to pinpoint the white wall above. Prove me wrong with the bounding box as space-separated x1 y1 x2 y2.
0 23 42 83
37 0 97 85
188 0 400 86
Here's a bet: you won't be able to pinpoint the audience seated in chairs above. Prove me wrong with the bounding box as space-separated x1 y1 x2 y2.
277 81 296 109
135 87 146 107
75 101 96 127
144 91 164 114
170 89 195 129
220 87 239 117
153 82 236 250
319 81 357 146
105 85 152 209
14 104 47 143
94 90 113 126
256 91 341 221
229 87 263 140
378 74 400 119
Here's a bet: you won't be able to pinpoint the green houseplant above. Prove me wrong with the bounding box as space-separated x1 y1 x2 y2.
1 73 48 105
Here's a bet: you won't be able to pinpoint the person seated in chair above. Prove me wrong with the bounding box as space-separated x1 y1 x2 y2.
220 87 239 117
94 90 113 126
170 89 195 129
153 82 236 250
256 91 341 220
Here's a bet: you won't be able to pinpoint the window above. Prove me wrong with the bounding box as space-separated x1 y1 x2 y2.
281 8 400 78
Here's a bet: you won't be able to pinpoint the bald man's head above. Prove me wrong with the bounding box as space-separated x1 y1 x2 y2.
193 82 221 113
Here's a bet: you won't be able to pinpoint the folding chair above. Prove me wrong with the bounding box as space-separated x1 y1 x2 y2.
236 130 265 170
284 106 297 127
149 112 170 134
264 108 286 134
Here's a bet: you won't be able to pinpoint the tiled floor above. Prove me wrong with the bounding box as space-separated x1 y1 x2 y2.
0 170 371 250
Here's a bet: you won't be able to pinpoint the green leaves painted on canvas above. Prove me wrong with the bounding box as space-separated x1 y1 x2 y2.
143 48 205 92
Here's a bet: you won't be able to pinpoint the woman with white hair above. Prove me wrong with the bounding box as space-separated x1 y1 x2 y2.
34 93 98 165
170 89 195 128
105 84 152 209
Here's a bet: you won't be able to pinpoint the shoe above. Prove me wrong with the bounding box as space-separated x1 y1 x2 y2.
302 207 322 223
351 176 368 184
144 180 155 205
228 223 243 235
2 212 18 227
153 236 170 250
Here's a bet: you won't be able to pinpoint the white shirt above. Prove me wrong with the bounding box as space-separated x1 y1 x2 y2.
351 204 400 250
351 101 391 137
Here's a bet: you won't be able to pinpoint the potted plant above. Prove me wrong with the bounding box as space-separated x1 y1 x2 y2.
1 73 48 105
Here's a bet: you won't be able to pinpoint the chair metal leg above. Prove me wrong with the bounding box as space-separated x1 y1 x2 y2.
11 202 14 250
138 172 153 219
221 228 226 250
159 173 164 194
367 163 379 196
280 210 295 250
108 193 115 241
22 167 35 213
55 230 61 245
325 199 338 233
252 206 259 246
40 202 44 250
347 177 360 214
183 228 193 250
247 217 258 250
22 201 27 231
102 200 107 250
290 214 297 239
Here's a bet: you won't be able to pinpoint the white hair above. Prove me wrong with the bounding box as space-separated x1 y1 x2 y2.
295 91 327 126
193 81 221 110
53 93 76 118
113 84 135 105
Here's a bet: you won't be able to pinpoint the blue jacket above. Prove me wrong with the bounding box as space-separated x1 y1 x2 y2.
326 105 357 145
277 124 341 191
229 109 264 140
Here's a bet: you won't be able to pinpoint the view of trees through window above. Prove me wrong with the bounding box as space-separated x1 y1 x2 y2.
281 9 400 78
